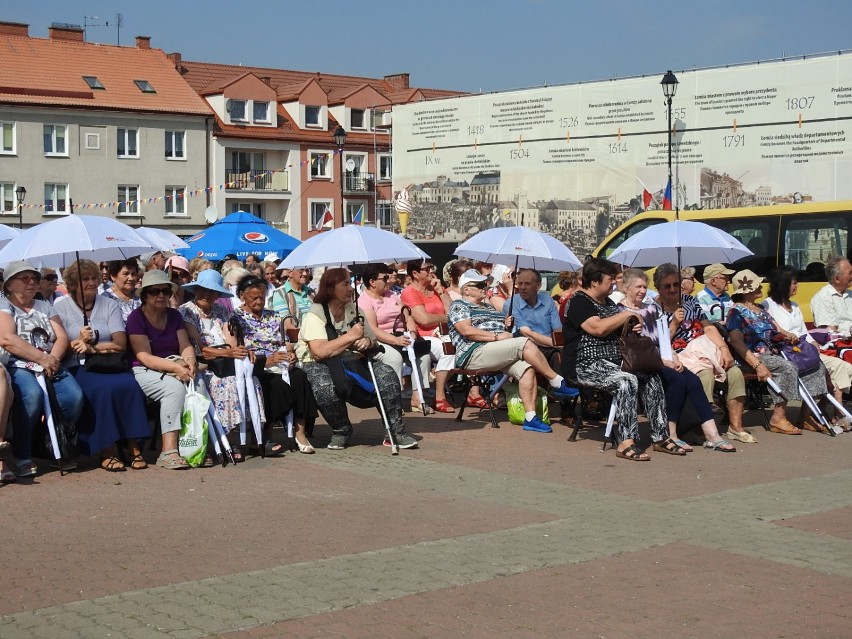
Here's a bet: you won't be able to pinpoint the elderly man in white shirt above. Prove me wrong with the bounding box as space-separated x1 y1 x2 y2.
810 257 852 336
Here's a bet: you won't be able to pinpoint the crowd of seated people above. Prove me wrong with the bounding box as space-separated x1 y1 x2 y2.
0 247 849 483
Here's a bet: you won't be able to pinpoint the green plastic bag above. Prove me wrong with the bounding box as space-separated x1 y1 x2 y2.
179 380 210 467
504 381 550 425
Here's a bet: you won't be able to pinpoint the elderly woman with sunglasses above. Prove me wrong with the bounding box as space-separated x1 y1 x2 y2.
448 269 577 434
0 260 83 478
54 259 150 471
358 263 434 414
126 270 198 470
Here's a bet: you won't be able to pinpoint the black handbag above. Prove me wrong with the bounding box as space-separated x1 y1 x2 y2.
83 351 131 374
619 316 664 373
199 345 236 378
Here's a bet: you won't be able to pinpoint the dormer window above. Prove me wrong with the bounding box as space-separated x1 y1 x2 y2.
305 105 321 127
351 109 366 130
134 79 156 93
228 99 247 122
83 76 104 90
253 101 270 123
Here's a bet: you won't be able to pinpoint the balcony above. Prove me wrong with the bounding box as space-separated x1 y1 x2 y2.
226 170 289 192
343 173 375 193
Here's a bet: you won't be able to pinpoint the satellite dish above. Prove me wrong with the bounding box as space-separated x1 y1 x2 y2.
204 205 220 224
225 98 233 113
345 158 356 172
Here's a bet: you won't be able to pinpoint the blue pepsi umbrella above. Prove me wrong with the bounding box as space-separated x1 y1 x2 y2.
178 211 300 261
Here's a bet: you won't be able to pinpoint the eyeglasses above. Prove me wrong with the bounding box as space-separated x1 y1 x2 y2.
43 274 58 282
375 275 389 282
14 274 40 283
147 286 173 297
467 281 488 289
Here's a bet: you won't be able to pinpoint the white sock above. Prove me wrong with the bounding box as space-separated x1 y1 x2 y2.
525 411 537 421
549 375 564 389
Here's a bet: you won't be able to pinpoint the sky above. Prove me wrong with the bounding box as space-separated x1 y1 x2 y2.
3 0 852 94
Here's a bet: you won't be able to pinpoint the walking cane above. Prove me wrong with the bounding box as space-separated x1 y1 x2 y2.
364 345 398 454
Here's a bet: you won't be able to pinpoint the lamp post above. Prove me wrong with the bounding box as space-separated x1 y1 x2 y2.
661 70 679 215
333 126 347 226
14 185 26 229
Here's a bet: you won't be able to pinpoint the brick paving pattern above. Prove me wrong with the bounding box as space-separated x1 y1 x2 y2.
1 407 850 638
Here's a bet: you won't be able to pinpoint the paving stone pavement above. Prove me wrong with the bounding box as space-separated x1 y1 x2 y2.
1 409 851 638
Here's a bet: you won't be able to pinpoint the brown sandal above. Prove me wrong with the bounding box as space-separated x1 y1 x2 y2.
100 456 127 472
769 419 802 435
130 454 148 470
615 444 650 461
652 437 688 456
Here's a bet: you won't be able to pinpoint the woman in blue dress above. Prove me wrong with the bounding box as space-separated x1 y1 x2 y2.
54 259 150 471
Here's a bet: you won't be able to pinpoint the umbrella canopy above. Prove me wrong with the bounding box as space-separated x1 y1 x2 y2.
0 224 20 251
0 215 155 268
178 211 300 261
606 220 752 268
454 226 582 271
278 225 430 269
134 226 190 253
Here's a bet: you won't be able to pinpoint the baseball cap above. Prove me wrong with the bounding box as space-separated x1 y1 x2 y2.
703 263 735 280
458 269 489 289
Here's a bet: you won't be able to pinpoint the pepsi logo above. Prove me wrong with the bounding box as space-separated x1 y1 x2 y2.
243 232 269 244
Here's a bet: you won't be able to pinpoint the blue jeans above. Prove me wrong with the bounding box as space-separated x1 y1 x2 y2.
8 366 84 461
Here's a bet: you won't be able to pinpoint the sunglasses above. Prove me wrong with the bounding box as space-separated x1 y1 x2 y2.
467 281 488 289
43 274 58 282
147 286 173 297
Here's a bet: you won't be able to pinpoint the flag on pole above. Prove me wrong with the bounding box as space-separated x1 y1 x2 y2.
314 205 334 231
642 189 653 209
662 179 673 211
351 204 364 226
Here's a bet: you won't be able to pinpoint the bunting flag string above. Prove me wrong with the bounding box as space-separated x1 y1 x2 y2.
19 149 348 211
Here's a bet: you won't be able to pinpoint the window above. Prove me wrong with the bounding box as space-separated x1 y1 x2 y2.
379 154 392 181
134 79 155 93
229 99 247 122
44 183 69 213
783 215 849 278
305 105 321 127
1 122 15 154
85 133 100 150
707 217 776 274
309 151 330 179
377 201 394 228
43 125 67 156
165 186 186 216
346 201 369 225
0 183 15 213
165 131 185 159
117 128 138 158
117 185 139 215
351 109 366 130
310 200 333 228
253 101 270 123
83 75 104 89
229 202 265 218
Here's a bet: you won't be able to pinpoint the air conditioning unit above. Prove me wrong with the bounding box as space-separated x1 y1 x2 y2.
382 111 392 126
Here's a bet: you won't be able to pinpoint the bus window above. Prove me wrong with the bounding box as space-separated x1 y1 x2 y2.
598 219 662 258
704 217 777 275
783 215 850 281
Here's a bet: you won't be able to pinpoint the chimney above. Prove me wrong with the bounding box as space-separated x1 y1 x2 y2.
136 35 151 49
48 23 84 42
0 21 29 37
384 73 410 91
168 51 183 71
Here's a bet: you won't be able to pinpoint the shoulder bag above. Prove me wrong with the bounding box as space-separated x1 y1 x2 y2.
83 351 131 374
619 316 664 373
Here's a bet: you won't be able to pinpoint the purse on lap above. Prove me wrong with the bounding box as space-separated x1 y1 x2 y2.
619 316 664 373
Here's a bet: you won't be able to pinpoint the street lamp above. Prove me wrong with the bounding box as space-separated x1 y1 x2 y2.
333 126 347 226
14 185 26 229
661 70 679 214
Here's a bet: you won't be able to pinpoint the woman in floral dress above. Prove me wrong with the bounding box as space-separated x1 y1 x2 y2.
179 270 265 461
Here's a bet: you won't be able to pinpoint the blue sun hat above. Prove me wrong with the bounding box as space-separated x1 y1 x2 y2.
182 269 233 297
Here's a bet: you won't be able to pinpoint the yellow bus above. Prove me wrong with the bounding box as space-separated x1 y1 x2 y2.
592 200 852 322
